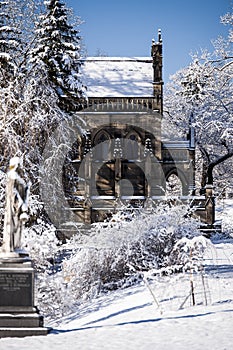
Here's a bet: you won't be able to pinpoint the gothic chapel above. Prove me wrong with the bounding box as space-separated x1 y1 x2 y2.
63 31 214 228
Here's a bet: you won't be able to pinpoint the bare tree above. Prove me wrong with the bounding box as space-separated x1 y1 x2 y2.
164 7 233 194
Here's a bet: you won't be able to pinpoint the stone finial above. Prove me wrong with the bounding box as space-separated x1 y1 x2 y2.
151 29 163 113
158 29 162 43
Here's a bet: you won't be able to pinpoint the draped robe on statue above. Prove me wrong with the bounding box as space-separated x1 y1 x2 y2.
1 157 29 254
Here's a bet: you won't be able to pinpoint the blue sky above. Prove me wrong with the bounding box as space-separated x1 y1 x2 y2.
66 0 231 82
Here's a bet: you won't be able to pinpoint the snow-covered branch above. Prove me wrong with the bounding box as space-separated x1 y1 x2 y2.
164 7 233 194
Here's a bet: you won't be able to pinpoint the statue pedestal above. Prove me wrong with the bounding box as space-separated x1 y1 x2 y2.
0 256 49 337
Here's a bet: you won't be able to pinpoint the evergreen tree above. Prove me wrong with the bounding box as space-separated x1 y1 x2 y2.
0 0 64 186
0 0 21 85
30 0 86 111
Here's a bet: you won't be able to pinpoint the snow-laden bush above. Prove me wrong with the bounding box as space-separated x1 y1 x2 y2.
60 204 201 299
22 219 70 318
22 203 208 321
169 235 209 272
221 214 233 239
23 219 59 271
214 199 233 239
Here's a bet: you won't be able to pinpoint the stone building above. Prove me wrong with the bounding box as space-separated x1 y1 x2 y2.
63 30 214 228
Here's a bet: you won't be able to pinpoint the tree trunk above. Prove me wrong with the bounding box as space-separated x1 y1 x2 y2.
199 146 210 194
206 152 233 186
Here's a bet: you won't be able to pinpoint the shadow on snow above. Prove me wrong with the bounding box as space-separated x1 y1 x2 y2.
51 308 233 335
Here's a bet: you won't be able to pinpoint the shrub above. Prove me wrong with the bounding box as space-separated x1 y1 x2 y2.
23 203 206 320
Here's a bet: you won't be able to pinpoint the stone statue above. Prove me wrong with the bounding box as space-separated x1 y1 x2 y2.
1 157 30 255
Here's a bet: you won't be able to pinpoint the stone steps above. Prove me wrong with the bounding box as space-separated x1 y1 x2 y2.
0 327 50 338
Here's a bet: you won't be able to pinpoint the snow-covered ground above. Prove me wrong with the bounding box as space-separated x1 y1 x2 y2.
0 236 232 349
216 199 233 234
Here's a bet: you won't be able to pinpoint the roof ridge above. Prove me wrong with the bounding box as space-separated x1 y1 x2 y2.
81 57 152 62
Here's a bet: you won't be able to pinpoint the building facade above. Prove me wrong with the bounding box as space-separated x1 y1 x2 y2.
63 31 214 228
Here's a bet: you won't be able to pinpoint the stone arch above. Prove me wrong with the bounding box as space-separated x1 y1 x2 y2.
166 173 182 196
93 130 111 160
94 130 111 144
120 162 147 197
125 130 141 160
165 168 189 196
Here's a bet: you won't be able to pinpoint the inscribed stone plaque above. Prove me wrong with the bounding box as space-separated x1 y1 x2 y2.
0 270 33 307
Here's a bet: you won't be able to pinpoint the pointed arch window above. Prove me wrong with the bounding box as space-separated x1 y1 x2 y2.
166 173 182 197
126 132 141 160
94 131 110 160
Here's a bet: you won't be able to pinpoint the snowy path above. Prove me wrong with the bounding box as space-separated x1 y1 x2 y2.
0 239 232 350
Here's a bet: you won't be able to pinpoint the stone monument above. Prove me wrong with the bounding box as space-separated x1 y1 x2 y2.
0 157 49 337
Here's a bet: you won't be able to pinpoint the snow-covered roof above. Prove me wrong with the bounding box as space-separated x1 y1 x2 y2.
81 57 154 98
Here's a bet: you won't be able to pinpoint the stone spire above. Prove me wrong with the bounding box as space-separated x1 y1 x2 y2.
151 29 163 113
151 29 163 83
